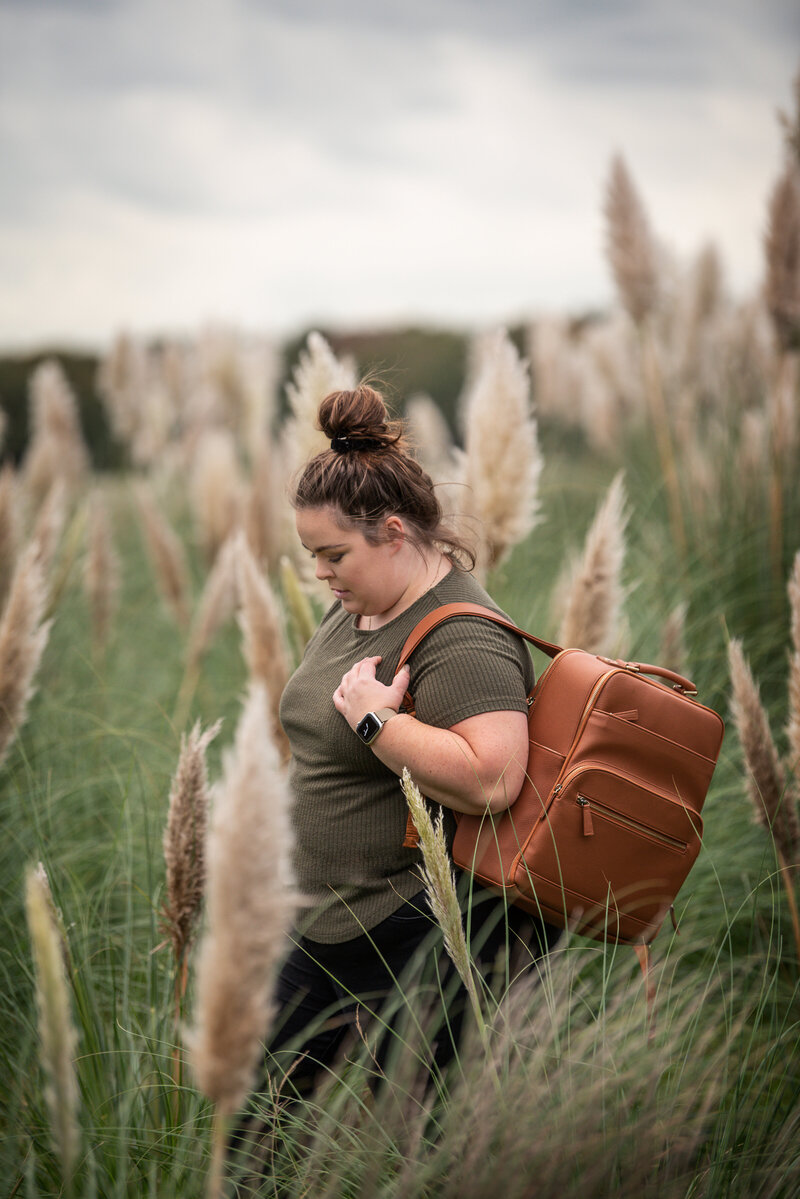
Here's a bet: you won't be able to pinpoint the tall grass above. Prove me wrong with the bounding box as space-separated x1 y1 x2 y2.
4 77 800 1194
1 444 797 1196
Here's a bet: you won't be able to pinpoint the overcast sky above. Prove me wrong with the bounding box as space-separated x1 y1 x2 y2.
0 0 798 351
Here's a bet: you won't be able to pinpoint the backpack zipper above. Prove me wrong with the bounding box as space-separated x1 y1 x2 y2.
575 794 688 851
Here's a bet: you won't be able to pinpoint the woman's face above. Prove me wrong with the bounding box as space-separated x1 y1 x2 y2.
295 505 403 618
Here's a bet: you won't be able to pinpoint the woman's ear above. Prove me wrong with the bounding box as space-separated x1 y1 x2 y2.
384 514 406 549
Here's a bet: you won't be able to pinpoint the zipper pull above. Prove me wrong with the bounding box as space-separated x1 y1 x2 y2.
577 796 594 836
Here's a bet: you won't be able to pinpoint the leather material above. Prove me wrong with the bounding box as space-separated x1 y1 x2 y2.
395 604 725 946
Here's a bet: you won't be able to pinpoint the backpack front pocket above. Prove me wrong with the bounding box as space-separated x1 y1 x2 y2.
510 765 703 939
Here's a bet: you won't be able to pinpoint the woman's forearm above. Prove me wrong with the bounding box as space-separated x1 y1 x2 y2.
367 712 526 815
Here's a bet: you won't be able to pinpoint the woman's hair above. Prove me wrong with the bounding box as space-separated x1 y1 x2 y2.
291 384 474 568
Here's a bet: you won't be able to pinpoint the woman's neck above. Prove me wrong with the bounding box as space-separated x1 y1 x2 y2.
360 550 450 630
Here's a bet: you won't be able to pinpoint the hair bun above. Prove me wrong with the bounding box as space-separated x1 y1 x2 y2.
318 385 401 450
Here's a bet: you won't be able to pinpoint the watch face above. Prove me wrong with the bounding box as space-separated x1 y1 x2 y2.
356 712 382 743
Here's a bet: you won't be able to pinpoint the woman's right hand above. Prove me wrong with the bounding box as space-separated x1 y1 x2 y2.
333 657 411 730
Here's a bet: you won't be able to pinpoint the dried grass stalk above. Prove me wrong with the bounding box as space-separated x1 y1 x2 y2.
236 533 291 761
0 461 19 606
461 329 543 576
787 551 800 788
135 484 191 628
555 472 628 654
84 491 120 651
190 428 245 567
405 393 462 521
186 534 240 668
0 540 52 766
728 639 799 863
30 477 67 578
25 863 80 1184
244 436 284 575
605 154 660 326
162 719 222 966
779 65 800 171
280 554 318 658
282 331 355 479
764 163 800 352
188 683 295 1118
22 360 89 512
401 768 485 1040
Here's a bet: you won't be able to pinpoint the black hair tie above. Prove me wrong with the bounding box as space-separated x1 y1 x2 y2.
330 435 383 453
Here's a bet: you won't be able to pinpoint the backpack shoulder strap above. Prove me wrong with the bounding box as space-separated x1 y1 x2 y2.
395 601 562 674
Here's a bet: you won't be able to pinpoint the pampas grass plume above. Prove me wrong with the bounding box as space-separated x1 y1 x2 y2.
186 534 240 669
555 471 628 654
605 154 660 326
461 329 543 576
400 768 485 1038
190 428 245 567
189 683 295 1119
162 718 221 966
25 863 80 1185
765 162 800 352
280 553 318 657
30 477 67 578
135 484 191 628
84 490 120 652
283 331 355 477
23 360 89 509
244 436 284 575
787 551 800 788
0 539 52 766
0 461 18 606
236 533 291 761
764 162 800 352
728 638 799 864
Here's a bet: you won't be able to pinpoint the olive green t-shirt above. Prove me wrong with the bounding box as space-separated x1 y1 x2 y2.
279 566 534 943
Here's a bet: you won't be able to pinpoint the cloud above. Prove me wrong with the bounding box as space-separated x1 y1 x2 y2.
0 0 796 347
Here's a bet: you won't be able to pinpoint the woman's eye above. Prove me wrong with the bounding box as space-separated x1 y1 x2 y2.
328 554 344 564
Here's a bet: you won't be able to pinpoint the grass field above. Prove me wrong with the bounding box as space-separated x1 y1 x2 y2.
2 370 799 1198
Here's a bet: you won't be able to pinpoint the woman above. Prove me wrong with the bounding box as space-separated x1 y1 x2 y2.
268 383 559 1097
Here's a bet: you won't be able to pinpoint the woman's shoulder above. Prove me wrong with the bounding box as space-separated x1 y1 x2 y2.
432 566 513 619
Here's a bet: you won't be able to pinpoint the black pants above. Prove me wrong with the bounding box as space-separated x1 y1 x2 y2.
262 878 561 1101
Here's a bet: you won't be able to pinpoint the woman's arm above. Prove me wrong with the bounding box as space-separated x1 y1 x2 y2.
333 656 529 815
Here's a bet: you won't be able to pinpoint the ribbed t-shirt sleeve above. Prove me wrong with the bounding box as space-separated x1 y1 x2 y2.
409 615 532 728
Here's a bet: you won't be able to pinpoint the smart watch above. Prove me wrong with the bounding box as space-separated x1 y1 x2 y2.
355 707 398 745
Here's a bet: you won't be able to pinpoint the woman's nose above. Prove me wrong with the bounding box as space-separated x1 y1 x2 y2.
315 558 333 580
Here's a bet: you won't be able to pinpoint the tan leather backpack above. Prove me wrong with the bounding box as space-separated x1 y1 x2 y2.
397 603 725 951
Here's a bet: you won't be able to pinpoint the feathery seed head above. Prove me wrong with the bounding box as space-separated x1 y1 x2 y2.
189 684 296 1116
135 484 191 627
235 533 291 761
764 163 800 352
555 471 628 655
461 328 543 575
23 360 89 509
787 552 800 789
605 154 660 326
190 428 245 567
25 864 80 1183
728 638 799 861
400 768 477 1002
84 490 120 651
186 534 240 667
283 331 356 478
162 718 221 962
280 553 318 657
0 540 52 766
